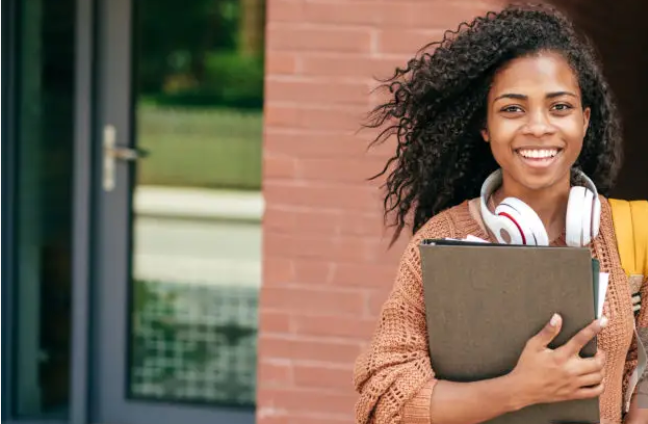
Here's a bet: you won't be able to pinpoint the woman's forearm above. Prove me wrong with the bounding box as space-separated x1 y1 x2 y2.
429 373 527 424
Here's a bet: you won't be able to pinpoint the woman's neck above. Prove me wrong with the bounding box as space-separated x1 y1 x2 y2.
492 176 571 241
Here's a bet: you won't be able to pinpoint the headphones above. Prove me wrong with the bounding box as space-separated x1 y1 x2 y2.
479 169 601 247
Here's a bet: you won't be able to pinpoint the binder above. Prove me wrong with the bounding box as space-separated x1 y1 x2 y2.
420 239 600 424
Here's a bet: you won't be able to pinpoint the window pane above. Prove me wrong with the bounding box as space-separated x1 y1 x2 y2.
14 0 76 418
128 0 265 408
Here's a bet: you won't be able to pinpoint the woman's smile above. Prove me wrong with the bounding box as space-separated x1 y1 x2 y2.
514 147 563 169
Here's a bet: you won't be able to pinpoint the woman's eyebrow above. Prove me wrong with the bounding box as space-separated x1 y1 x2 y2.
493 93 527 102
493 91 578 103
546 91 578 99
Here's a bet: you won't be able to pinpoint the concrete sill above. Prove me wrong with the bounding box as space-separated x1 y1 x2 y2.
133 186 264 222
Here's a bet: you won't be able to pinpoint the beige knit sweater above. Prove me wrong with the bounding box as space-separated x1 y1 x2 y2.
354 197 648 424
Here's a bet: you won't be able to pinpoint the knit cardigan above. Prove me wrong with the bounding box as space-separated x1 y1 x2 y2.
353 196 648 424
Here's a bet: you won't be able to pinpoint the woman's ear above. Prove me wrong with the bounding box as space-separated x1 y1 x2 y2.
582 107 591 135
481 129 490 143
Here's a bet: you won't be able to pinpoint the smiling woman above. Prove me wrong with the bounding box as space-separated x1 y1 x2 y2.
354 3 648 424
482 52 593 241
483 52 591 208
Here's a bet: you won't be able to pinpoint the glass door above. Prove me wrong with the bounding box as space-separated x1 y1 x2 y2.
5 0 78 420
92 0 265 422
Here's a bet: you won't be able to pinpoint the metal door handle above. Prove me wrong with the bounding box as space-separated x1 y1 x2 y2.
103 124 148 191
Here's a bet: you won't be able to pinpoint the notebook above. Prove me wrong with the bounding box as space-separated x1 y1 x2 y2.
420 239 600 424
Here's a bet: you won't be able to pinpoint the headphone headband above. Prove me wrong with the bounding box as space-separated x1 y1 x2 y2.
479 168 600 246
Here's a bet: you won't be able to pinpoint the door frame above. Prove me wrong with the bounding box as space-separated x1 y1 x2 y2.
2 0 95 422
69 0 97 422
2 0 19 418
3 0 256 422
89 0 256 422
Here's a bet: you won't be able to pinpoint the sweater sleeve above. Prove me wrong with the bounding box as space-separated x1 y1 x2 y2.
353 216 451 424
624 275 648 404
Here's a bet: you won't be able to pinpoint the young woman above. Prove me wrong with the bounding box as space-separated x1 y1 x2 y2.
353 4 648 424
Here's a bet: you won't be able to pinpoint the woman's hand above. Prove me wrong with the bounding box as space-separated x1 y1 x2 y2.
508 313 607 409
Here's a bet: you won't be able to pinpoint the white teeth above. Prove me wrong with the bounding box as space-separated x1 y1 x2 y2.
518 149 558 159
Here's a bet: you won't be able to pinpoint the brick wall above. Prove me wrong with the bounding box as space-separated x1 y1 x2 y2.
258 2 505 423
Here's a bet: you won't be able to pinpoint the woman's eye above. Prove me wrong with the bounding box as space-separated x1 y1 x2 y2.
552 103 573 111
501 105 523 113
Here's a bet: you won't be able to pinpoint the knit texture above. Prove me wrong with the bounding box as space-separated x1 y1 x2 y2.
354 196 646 424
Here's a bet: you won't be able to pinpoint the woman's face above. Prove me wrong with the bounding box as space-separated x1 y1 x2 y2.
482 51 590 193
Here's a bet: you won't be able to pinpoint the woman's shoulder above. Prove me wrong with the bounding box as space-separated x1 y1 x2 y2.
394 201 479 279
410 200 478 244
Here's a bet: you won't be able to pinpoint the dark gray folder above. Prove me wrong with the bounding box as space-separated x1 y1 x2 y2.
420 239 599 424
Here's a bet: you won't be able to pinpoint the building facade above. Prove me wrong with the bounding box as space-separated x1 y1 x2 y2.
2 0 647 424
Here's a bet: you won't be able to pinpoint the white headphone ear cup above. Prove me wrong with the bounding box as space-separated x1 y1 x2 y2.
581 189 594 246
566 186 586 247
491 203 526 245
496 198 548 245
591 194 601 240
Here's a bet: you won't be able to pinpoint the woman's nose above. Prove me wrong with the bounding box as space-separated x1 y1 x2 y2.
521 111 557 137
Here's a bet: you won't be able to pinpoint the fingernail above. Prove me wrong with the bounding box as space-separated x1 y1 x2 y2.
599 316 608 328
550 313 560 326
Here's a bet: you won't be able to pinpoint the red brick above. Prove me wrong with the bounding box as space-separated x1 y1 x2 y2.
293 364 353 390
264 209 384 238
367 288 392 318
262 208 295 234
263 208 378 238
265 52 299 75
266 0 303 23
263 181 380 213
259 310 292 334
381 1 502 28
263 155 298 180
292 314 376 340
264 232 381 264
292 259 334 284
262 286 365 316
264 131 379 159
266 79 371 106
258 388 357 416
263 131 338 158
264 230 402 266
302 1 381 26
331 262 397 288
258 335 362 364
256 415 289 424
300 54 405 79
263 209 329 237
295 157 387 185
338 212 388 237
258 361 293 387
257 413 351 424
267 25 372 53
263 256 295 285
377 29 445 55
264 105 366 132
287 416 351 424
264 106 300 128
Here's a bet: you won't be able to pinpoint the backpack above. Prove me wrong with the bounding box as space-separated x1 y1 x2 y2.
608 199 648 412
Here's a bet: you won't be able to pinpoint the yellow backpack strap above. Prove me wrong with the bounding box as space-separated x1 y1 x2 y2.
630 200 648 279
609 198 637 276
609 199 648 304
610 198 648 411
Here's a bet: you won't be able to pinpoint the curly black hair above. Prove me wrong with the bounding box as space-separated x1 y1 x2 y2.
366 3 623 245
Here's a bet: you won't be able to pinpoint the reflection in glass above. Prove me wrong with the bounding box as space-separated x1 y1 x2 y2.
128 0 265 407
14 0 76 418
